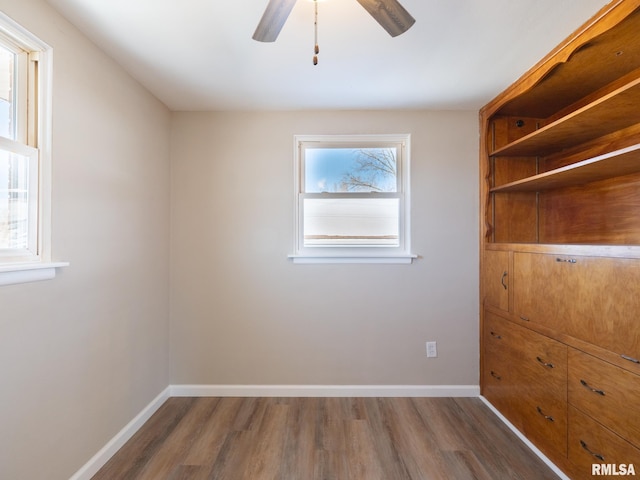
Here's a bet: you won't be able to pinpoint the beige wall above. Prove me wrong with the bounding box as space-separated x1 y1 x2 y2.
0 2 478 478
170 110 478 386
0 1 171 479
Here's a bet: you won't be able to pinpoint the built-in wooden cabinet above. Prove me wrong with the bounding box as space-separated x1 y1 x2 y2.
480 1 640 478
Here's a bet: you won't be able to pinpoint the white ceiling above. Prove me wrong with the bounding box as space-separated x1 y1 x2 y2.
44 0 609 111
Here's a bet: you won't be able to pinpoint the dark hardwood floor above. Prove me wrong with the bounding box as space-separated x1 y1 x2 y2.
91 396 560 480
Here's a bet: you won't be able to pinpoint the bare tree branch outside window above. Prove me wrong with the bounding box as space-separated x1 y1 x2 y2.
340 148 397 192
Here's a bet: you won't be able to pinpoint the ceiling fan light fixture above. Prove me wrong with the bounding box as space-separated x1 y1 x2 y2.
252 0 415 64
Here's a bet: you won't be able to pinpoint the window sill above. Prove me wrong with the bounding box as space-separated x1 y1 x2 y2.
0 262 69 286
288 254 417 264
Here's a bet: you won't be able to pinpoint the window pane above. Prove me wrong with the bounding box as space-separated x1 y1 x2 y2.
0 149 30 249
304 147 397 193
0 46 15 140
303 198 399 247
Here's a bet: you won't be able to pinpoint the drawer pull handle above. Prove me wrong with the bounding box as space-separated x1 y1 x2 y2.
536 406 554 422
556 257 577 263
580 440 605 462
501 271 508 290
490 371 501 380
580 379 605 396
621 354 640 364
536 356 554 368
519 315 530 322
490 331 502 339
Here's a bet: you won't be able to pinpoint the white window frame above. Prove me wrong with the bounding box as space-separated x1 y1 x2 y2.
0 12 67 286
289 134 416 264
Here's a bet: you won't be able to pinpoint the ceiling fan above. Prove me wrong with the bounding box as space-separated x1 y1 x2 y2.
252 0 416 43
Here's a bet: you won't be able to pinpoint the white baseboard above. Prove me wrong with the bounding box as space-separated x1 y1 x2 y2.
479 396 570 480
69 387 171 480
169 384 481 398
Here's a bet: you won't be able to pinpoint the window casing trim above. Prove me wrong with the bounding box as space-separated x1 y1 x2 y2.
0 11 66 285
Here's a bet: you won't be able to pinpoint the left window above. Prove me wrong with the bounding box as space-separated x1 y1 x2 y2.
0 12 64 285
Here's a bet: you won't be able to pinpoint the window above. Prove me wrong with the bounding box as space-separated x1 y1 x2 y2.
291 134 415 264
0 13 64 285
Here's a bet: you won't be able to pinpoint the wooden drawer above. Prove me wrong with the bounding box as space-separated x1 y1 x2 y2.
484 312 567 402
569 406 640 479
483 250 509 311
518 396 568 459
484 312 523 428
484 358 568 458
513 252 640 361
483 347 524 431
483 312 567 457
569 349 640 448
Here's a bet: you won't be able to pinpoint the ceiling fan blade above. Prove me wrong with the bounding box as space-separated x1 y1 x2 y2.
355 0 415 37
253 0 298 42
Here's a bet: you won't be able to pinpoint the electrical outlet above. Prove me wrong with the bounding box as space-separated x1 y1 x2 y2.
426 341 438 358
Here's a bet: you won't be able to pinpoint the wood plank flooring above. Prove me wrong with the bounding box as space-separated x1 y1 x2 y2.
91 397 560 480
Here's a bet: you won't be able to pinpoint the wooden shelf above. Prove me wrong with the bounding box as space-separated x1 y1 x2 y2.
490 77 640 157
496 8 640 119
491 144 640 192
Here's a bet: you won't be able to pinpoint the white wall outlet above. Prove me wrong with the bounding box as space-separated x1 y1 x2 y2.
426 341 438 358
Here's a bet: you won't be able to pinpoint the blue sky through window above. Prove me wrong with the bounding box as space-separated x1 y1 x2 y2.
304 147 396 193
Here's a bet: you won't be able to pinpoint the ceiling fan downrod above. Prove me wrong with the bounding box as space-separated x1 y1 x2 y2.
313 0 319 65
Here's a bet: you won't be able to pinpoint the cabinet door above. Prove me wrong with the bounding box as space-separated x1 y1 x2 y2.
483 250 509 311
513 252 640 361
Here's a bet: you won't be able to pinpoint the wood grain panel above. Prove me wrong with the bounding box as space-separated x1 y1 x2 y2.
483 250 510 311
483 312 530 427
493 144 640 193
483 312 568 458
483 346 522 429
540 122 640 172
516 399 567 460
568 405 640 478
490 116 540 152
484 313 567 400
513 252 640 360
490 117 539 244
496 7 640 119
539 172 640 245
493 191 538 243
569 349 640 448
492 78 640 157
